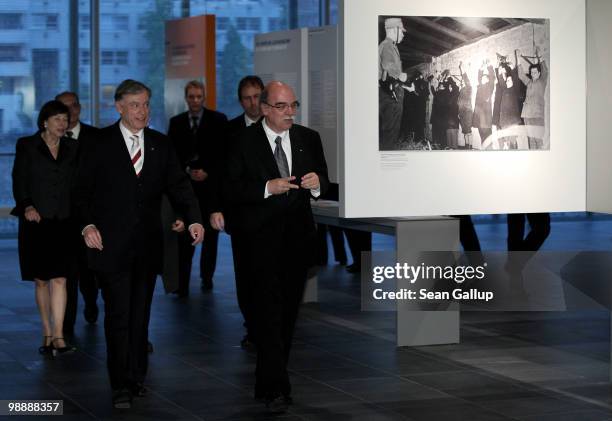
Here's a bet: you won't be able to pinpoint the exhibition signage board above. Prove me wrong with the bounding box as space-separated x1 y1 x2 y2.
164 15 217 120
254 28 308 127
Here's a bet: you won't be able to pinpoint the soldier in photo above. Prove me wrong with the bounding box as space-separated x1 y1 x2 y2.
378 17 411 150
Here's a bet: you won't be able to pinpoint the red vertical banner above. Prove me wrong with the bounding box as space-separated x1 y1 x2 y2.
161 15 216 294
164 15 216 120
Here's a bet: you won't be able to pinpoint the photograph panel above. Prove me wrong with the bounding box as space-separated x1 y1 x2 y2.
378 16 550 152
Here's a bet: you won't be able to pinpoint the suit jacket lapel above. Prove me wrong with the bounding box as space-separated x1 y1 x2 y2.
140 128 157 179
289 126 303 177
253 123 281 178
112 123 139 180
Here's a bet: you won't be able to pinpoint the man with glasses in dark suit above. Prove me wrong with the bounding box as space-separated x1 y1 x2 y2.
225 81 329 413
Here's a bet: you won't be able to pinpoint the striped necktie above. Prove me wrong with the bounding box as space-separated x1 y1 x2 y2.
130 134 143 177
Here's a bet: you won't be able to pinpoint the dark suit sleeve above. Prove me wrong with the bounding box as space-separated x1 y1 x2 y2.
309 130 329 200
11 138 34 212
163 142 202 227
72 133 99 231
200 112 228 174
205 113 231 213
167 117 184 169
224 132 269 205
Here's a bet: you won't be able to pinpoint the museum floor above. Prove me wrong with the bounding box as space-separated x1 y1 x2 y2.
1 216 612 420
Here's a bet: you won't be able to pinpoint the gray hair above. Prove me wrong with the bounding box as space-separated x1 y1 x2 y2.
114 79 151 101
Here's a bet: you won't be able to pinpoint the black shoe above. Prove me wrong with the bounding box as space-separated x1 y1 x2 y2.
201 278 213 290
346 263 360 274
128 382 148 397
172 289 189 297
38 336 53 355
265 395 289 414
147 341 153 354
337 259 347 265
51 338 76 356
83 303 99 324
112 388 132 409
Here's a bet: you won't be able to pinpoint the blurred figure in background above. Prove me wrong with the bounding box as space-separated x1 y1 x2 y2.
55 91 101 332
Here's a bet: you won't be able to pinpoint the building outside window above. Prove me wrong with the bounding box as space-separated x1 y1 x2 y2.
31 13 60 31
0 0 325 236
0 13 24 30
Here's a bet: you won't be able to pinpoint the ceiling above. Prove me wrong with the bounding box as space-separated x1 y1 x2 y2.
379 16 547 69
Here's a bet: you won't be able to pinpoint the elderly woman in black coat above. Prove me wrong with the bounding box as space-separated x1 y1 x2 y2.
12 100 78 356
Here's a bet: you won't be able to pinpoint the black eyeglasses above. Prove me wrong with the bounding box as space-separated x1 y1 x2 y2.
263 101 300 112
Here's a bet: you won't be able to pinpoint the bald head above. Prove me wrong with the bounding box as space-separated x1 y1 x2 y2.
260 81 298 133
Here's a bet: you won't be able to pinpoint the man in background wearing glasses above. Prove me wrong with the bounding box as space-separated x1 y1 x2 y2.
224 81 329 414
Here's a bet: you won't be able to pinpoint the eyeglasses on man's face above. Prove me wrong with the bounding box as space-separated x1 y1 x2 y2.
263 101 300 112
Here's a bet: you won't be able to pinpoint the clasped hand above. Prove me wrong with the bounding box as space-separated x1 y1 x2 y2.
268 172 319 195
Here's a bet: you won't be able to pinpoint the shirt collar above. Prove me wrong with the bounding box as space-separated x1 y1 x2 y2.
244 113 258 127
68 121 81 139
262 118 288 143
119 121 144 143
189 108 204 121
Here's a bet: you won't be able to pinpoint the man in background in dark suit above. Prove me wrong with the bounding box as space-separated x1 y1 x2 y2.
55 91 100 332
168 80 227 294
209 75 264 349
225 81 329 413
74 79 204 408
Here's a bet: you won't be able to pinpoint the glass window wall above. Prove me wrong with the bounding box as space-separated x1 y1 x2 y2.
0 0 325 236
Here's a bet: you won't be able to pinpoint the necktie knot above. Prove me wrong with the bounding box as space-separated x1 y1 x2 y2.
130 134 139 149
191 116 198 133
66 131 73 138
275 136 282 146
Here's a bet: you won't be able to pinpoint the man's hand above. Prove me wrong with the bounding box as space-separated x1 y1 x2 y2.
24 206 41 223
300 172 320 190
267 177 299 195
190 169 208 182
210 212 225 231
171 219 185 233
399 72 408 82
189 223 205 246
83 226 103 250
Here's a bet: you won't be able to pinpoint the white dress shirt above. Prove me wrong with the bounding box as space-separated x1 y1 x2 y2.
262 119 320 199
119 122 145 163
244 114 258 127
68 121 81 139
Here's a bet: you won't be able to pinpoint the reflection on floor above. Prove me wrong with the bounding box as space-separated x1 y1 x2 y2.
1 217 612 420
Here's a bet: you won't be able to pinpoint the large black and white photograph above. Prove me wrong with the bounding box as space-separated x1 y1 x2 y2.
378 15 550 151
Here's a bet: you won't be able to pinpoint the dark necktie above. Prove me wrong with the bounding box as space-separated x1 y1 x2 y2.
191 116 198 134
66 131 73 139
274 136 290 178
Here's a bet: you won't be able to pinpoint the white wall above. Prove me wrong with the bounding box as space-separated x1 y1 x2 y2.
340 0 586 218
